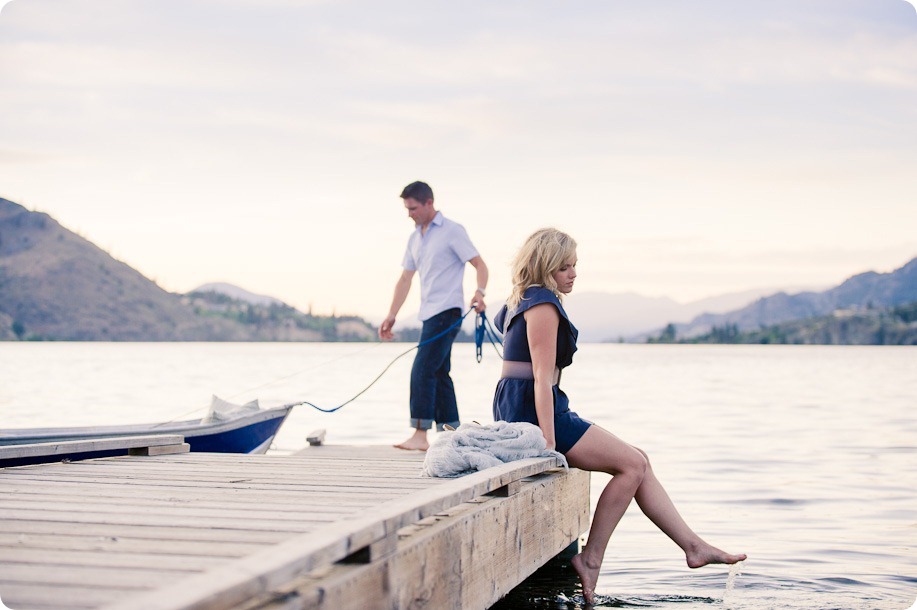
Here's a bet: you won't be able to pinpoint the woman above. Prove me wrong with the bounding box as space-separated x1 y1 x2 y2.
492 228 746 603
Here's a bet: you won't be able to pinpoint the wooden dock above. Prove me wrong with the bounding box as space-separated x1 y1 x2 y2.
0 437 589 610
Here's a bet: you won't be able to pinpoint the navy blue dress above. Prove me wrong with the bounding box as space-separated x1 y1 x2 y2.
492 286 592 454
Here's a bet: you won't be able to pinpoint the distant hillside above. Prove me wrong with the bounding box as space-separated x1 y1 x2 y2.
0 198 242 340
664 301 917 345
191 282 283 307
667 257 917 340
564 287 793 342
0 198 376 341
184 289 375 341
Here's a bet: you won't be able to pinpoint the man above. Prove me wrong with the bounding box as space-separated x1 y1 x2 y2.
380 181 488 451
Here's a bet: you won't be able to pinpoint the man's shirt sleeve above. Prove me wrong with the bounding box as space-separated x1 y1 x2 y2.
402 239 417 271
450 224 479 263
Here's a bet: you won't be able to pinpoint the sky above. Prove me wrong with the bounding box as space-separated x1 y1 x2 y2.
1 0 916 321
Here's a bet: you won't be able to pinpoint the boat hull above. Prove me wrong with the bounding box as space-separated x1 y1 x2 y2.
0 406 293 468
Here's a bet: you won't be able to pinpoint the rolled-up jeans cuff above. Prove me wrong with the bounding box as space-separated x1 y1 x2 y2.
436 420 460 432
410 418 434 431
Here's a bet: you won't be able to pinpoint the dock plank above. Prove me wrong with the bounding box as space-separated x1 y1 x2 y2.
0 446 586 610
0 435 185 461
0 583 130 609
0 490 374 514
0 532 263 558
0 507 335 531
0 478 403 506
0 562 185 589
0 520 290 545
97 457 564 610
2 547 217 571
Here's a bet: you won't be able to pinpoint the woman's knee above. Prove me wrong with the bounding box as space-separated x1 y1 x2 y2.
632 446 652 466
616 446 648 480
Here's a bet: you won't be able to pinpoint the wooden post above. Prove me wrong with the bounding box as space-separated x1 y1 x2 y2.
0 435 187 466
306 430 326 446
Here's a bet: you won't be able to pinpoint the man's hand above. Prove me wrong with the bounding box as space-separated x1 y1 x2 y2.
471 290 486 313
379 316 396 340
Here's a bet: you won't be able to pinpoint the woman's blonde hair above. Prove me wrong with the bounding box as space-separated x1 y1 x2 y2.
506 228 577 312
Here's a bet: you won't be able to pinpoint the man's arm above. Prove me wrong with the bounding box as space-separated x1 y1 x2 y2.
468 255 489 313
379 269 416 340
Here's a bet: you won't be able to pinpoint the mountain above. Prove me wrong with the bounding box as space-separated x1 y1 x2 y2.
0 198 244 340
563 287 799 342
404 287 802 342
0 197 376 341
191 282 283 307
669 257 917 339
183 288 376 341
675 302 917 346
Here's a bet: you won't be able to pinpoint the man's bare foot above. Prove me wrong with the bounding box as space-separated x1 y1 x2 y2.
393 439 428 451
686 542 746 568
393 429 429 451
571 552 601 604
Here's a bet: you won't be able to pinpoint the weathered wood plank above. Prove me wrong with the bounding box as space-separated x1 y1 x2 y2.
305 430 325 446
0 562 185 588
0 490 376 514
0 484 395 510
98 457 564 610
0 532 264 558
242 468 590 610
0 435 185 460
0 583 128 609
0 473 425 495
0 508 334 531
0 520 289 545
129 443 190 456
292 445 428 460
1 460 430 480
1 547 216 571
0 499 362 522
0 446 582 610
1 466 431 487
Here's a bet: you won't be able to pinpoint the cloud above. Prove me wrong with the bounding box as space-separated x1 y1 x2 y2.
1 1 916 312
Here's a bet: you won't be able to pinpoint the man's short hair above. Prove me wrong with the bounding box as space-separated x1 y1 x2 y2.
400 181 434 203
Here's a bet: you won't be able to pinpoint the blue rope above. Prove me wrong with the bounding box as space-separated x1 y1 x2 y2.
475 310 504 362
288 306 501 414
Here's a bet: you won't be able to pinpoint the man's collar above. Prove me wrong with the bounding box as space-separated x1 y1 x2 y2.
417 210 444 230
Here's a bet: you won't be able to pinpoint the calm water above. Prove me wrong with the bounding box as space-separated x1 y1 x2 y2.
1 343 916 610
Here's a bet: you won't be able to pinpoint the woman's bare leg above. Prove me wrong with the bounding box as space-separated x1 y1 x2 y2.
564 425 746 602
629 445 747 568
564 425 648 603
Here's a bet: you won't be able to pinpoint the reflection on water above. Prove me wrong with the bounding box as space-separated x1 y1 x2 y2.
2 343 916 609
491 555 725 609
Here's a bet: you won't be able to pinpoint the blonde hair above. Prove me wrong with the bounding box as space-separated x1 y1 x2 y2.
506 228 577 312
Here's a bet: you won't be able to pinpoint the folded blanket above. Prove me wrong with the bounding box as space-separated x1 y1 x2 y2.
421 421 568 478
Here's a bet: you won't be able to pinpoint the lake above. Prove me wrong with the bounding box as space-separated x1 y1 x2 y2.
1 342 915 609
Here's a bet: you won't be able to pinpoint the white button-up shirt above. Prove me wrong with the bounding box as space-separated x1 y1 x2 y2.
402 211 479 321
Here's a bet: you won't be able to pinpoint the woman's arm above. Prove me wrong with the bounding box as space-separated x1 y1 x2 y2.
525 303 560 450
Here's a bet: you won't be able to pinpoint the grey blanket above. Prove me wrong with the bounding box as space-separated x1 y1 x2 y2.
421 421 568 478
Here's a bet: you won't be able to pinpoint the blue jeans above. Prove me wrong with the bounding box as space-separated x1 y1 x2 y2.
409 308 461 431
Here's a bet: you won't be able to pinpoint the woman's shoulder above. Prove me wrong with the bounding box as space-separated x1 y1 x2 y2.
515 286 569 321
520 285 561 307
496 287 554 332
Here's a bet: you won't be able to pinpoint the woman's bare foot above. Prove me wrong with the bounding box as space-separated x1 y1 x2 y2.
393 429 429 451
571 552 601 604
685 542 746 568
